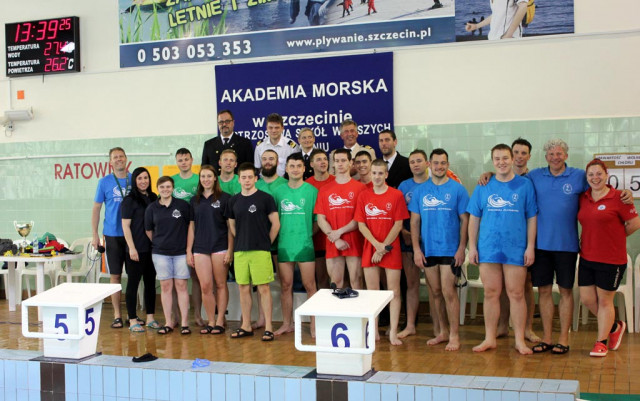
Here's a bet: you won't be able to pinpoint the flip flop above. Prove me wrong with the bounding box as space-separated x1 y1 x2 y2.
532 342 553 353
132 353 158 363
551 344 570 354
111 318 123 329
129 324 145 333
158 326 174 335
146 320 161 329
231 328 254 338
181 326 191 335
262 331 275 342
211 325 225 335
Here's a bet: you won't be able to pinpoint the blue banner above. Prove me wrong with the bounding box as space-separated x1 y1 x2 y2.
118 0 454 68
215 53 393 153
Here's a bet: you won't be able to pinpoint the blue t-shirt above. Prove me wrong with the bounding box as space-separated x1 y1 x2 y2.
398 177 425 250
409 179 469 257
467 175 537 266
94 173 132 237
527 166 588 252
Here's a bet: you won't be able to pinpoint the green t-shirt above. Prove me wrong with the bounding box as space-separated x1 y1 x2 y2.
172 173 199 202
273 182 318 263
219 174 242 196
255 176 287 196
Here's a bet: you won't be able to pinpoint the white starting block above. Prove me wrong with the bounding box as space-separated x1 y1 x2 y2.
294 289 392 377
21 283 121 360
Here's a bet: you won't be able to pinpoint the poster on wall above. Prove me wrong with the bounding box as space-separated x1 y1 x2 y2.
455 0 574 41
215 52 393 153
118 0 454 68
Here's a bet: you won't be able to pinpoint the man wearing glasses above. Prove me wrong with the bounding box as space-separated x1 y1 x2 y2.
202 110 255 174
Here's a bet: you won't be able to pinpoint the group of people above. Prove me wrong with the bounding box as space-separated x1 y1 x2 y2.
92 111 639 356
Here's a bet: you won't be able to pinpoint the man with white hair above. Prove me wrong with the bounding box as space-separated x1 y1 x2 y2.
529 139 632 355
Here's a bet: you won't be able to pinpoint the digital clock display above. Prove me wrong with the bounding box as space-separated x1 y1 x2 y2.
5 16 80 77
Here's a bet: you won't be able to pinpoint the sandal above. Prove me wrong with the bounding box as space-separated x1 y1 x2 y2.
111 318 123 329
532 342 553 353
551 344 570 354
181 326 191 335
231 328 254 338
158 326 174 335
200 325 215 335
146 320 161 330
129 324 145 333
262 331 275 342
211 325 225 335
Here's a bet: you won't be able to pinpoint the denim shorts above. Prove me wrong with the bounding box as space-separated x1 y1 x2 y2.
151 254 190 280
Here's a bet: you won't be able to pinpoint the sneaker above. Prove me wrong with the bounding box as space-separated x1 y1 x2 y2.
590 342 608 357
608 320 626 351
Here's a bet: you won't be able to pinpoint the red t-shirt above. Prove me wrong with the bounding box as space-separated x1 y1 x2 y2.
578 186 638 264
354 187 410 269
314 178 366 258
306 175 336 251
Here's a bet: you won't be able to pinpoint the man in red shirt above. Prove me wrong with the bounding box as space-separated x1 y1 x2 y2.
306 149 336 289
355 159 409 345
314 149 366 289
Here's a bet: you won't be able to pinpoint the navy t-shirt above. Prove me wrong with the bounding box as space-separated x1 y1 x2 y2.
121 194 156 254
227 190 277 252
144 197 190 256
190 192 231 254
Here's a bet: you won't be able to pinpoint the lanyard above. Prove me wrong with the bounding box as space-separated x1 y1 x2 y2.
113 173 130 198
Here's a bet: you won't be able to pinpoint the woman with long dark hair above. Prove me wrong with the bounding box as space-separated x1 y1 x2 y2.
121 167 159 332
187 165 233 334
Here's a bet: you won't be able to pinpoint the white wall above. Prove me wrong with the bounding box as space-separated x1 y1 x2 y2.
0 0 639 143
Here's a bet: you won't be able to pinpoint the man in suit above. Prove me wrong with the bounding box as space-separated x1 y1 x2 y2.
379 129 411 188
202 110 254 173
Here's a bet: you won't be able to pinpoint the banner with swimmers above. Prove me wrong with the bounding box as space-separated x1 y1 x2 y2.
118 0 573 68
118 0 455 67
214 53 393 152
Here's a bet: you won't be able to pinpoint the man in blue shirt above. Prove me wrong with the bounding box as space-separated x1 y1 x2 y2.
92 147 132 328
468 144 537 355
410 149 469 351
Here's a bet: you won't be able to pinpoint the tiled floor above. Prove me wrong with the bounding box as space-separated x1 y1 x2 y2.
2 300 639 395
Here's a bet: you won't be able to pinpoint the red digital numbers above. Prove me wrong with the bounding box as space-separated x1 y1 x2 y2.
44 57 69 72
44 42 67 56
60 18 71 30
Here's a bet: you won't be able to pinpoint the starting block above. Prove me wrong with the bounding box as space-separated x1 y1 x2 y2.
294 289 392 377
21 283 121 360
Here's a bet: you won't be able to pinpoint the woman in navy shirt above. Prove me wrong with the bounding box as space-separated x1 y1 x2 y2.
145 176 191 335
187 165 233 334
121 167 158 332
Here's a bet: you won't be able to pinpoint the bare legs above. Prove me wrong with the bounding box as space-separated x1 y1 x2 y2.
473 263 531 355
326 256 363 289
275 261 317 336
580 285 616 342
398 252 420 339
195 253 228 331
364 266 402 345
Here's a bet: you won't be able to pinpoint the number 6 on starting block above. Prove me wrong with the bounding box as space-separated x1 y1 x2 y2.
22 283 121 359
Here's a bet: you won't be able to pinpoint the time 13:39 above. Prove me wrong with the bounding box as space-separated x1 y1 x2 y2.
13 18 73 43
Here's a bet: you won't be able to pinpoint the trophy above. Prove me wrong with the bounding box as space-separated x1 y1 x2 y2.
14 221 34 254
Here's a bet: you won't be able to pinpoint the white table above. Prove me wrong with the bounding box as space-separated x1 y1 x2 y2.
0 254 83 313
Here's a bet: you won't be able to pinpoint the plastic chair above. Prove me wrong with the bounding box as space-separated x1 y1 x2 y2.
574 254 634 333
54 238 96 284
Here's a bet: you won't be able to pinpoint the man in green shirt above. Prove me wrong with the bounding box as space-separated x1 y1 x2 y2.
218 149 242 196
255 149 287 195
170 148 204 327
172 148 199 201
273 153 318 336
